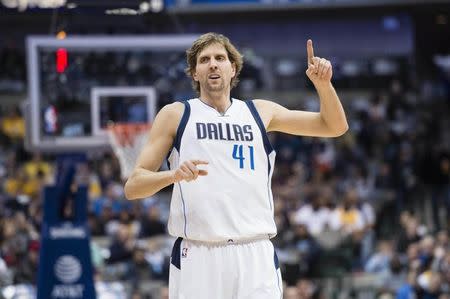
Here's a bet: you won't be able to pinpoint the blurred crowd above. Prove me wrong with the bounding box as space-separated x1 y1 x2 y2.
0 42 448 299
0 41 26 94
268 74 449 298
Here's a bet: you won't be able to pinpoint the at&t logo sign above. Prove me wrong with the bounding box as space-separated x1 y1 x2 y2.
51 255 84 298
54 255 82 283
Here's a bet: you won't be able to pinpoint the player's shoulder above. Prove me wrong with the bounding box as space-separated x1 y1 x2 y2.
154 101 187 129
250 98 279 114
158 101 186 118
153 101 189 136
251 98 275 108
248 99 278 129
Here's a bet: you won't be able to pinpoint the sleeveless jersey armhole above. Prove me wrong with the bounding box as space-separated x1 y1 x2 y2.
244 100 274 155
166 101 191 166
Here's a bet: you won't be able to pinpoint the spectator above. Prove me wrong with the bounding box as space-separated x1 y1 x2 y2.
397 213 425 253
429 149 450 231
284 286 300 299
0 106 25 142
14 240 39 284
419 236 437 270
359 195 376 264
291 223 321 277
329 188 365 235
365 240 395 274
92 182 131 218
23 152 52 181
128 245 152 292
296 279 320 299
0 256 12 286
417 271 443 299
396 270 419 299
291 190 331 237
139 205 166 238
107 224 135 264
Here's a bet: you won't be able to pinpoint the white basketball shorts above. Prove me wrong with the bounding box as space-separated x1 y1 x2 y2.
169 237 283 299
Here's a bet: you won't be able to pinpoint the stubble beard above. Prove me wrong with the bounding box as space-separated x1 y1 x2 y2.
204 78 225 93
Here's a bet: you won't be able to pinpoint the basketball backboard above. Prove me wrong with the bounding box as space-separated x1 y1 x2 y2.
25 35 197 153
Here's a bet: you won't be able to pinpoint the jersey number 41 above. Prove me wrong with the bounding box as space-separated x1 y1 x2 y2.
232 144 255 170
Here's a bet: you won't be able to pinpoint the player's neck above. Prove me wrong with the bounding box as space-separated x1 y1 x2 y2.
199 91 232 114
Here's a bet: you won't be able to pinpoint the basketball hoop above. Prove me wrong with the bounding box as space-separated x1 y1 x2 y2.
107 122 151 180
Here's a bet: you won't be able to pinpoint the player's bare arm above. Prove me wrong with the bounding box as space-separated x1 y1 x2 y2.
254 39 348 137
124 102 208 200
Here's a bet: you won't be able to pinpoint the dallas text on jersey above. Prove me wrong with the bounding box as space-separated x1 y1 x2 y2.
196 122 254 142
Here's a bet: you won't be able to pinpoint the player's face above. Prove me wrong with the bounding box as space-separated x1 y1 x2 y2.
193 43 236 94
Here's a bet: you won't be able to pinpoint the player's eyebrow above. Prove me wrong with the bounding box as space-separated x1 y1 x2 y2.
198 49 227 61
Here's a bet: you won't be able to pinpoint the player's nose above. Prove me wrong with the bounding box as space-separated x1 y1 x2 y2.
209 58 218 68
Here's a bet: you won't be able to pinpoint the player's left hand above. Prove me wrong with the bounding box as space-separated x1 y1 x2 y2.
305 39 333 86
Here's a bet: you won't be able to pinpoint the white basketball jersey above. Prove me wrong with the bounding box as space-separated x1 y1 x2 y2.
167 98 277 242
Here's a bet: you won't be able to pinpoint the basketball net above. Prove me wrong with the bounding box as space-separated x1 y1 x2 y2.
107 123 151 180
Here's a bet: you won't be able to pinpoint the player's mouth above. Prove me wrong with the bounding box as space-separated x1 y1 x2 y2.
208 74 221 80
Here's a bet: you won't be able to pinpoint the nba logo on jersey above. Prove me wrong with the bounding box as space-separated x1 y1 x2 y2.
182 248 188 258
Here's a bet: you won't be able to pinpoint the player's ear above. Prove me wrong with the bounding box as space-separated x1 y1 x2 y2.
231 62 236 78
192 70 199 81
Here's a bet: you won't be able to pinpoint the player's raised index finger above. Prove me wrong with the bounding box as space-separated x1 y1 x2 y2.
307 39 314 64
192 160 209 165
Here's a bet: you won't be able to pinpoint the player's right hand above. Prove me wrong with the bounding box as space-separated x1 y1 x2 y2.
173 160 209 183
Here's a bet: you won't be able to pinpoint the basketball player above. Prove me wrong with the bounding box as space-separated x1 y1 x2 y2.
124 33 348 299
